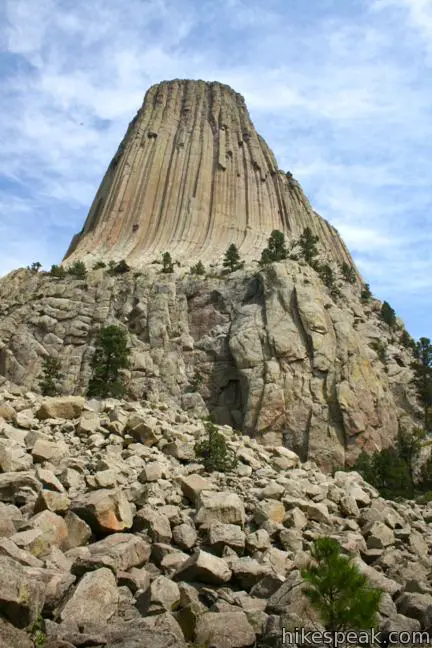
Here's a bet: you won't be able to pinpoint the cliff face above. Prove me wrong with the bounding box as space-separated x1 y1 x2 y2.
0 264 420 470
64 79 355 270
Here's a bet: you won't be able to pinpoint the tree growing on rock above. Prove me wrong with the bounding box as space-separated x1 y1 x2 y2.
67 261 87 279
340 262 356 284
259 229 288 265
361 283 372 301
195 419 238 472
301 537 382 639
39 356 63 396
191 260 205 275
87 325 130 398
50 264 66 278
298 227 319 266
223 243 243 272
380 301 397 329
161 252 174 273
28 261 42 272
412 337 432 431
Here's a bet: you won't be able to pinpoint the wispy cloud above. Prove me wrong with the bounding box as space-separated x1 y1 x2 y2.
0 0 431 339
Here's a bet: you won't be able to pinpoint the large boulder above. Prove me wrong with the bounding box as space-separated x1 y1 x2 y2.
36 396 85 420
70 489 134 533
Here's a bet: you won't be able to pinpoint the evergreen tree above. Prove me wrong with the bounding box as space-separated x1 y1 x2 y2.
195 419 238 472
39 356 62 396
400 330 417 353
301 537 382 638
87 325 130 398
318 264 335 289
50 264 66 278
380 301 397 329
67 261 87 279
259 230 288 265
396 428 422 491
418 452 432 493
298 227 319 265
191 260 205 275
352 451 374 484
109 259 130 274
223 243 243 272
28 262 42 272
361 283 372 301
161 252 174 273
411 337 432 430
373 447 413 499
340 262 356 284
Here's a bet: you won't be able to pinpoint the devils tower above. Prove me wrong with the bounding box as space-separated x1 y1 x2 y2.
64 79 354 270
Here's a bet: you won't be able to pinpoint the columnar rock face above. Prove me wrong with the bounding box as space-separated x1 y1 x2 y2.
64 79 355 269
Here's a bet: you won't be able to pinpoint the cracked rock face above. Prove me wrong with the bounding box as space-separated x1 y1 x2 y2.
0 258 420 468
63 79 355 270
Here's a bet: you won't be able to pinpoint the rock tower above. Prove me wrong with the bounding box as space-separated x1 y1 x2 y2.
64 79 354 269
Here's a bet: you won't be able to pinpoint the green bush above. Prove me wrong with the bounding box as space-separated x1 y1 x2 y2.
259 230 288 265
39 356 62 397
50 264 66 278
195 420 238 472
301 537 382 633
93 261 106 270
380 301 397 329
361 283 372 301
108 259 130 275
191 261 205 275
223 244 243 273
67 261 87 279
28 261 42 272
87 325 130 398
411 337 432 430
298 227 319 266
161 252 174 274
340 262 356 284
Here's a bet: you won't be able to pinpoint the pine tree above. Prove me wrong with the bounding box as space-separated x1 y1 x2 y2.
411 337 432 430
340 262 356 284
361 283 372 301
191 260 205 275
39 356 63 396
380 301 397 329
318 264 335 289
67 261 87 279
298 227 319 265
301 537 382 638
161 252 174 273
50 264 66 278
259 230 288 265
373 447 413 499
223 244 243 272
195 419 238 472
87 325 130 398
28 262 42 272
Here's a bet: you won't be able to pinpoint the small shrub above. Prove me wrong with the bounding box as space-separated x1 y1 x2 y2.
400 330 417 352
28 261 42 272
371 340 387 363
340 262 356 284
301 537 382 633
39 356 62 396
161 252 174 274
361 283 372 301
87 325 130 398
259 230 288 265
223 244 243 273
93 261 106 270
191 260 205 275
380 301 397 329
31 614 46 648
50 264 66 278
195 420 238 472
108 259 130 275
298 227 319 266
318 263 335 289
67 261 87 279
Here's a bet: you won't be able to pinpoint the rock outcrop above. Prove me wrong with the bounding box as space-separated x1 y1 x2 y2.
64 79 355 270
0 388 431 647
0 259 420 468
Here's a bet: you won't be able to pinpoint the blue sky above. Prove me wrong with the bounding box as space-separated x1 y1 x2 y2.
1 0 431 340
